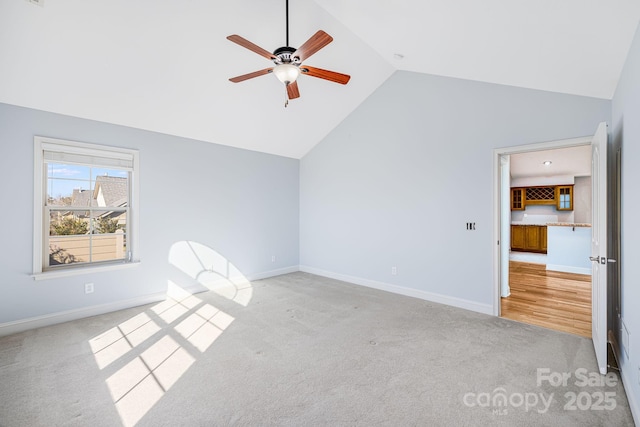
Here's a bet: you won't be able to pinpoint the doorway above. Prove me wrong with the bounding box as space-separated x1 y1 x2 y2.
493 137 593 338
494 123 610 374
503 146 593 337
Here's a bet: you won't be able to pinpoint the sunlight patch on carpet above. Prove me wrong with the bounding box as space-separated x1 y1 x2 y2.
89 241 250 426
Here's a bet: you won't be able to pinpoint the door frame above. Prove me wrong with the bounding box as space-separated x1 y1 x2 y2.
492 135 592 316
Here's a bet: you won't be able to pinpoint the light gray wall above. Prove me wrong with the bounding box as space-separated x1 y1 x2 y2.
510 205 574 223
300 70 610 308
573 176 592 223
612 23 640 421
0 103 299 324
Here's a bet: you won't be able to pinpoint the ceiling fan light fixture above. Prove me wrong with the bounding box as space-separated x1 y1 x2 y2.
226 0 350 103
273 63 300 84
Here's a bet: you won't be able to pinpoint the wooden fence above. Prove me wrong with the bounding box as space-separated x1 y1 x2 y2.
49 230 125 264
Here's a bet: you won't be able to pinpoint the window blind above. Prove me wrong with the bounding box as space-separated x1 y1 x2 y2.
42 142 134 170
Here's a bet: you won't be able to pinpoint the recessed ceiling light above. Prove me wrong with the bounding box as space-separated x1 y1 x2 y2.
543 161 552 166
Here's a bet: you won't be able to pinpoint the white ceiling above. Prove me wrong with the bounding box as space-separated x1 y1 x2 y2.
1 0 639 159
510 145 592 179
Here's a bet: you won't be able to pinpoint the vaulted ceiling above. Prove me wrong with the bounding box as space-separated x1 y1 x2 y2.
1 0 639 159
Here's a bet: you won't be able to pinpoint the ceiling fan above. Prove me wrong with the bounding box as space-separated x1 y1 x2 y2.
227 0 350 106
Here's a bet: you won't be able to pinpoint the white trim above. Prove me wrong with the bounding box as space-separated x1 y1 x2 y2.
0 291 167 338
493 135 593 317
2 265 300 337
619 360 640 427
33 137 44 275
33 136 140 275
247 265 300 281
300 265 493 315
186 265 301 291
130 149 140 264
545 264 591 275
495 136 592 155
492 151 501 315
185 266 303 295
32 261 141 281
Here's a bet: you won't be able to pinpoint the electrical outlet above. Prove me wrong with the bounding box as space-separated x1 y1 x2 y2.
84 283 94 294
391 266 397 275
271 255 276 263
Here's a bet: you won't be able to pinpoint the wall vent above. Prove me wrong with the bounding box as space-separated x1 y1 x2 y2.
622 319 630 358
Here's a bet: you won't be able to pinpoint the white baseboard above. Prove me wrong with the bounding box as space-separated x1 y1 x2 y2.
299 265 493 315
247 265 299 281
0 265 300 337
546 264 591 275
609 331 639 426
0 292 169 338
619 360 640 427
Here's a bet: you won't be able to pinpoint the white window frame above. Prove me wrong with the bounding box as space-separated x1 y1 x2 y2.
33 136 140 280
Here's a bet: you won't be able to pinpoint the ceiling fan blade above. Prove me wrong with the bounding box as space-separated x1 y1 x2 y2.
229 68 273 83
292 30 333 62
227 35 276 60
287 81 300 99
301 66 350 85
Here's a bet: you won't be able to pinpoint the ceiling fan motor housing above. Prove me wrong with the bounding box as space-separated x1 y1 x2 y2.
273 46 300 65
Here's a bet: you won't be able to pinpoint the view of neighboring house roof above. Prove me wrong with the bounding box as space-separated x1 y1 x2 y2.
70 176 127 209
93 176 128 208
71 188 93 207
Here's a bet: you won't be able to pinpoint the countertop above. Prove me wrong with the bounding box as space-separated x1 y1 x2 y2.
511 222 591 227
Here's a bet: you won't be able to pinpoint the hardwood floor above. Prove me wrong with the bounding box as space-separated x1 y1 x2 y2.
501 261 592 338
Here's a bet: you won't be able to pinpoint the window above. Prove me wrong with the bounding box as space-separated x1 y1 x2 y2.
33 137 139 276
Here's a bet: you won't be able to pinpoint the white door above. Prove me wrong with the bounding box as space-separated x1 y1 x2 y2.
591 122 608 375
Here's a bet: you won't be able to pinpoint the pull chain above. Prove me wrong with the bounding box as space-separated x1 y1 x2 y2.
284 85 289 108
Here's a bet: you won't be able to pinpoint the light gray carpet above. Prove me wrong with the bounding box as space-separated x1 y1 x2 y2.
0 272 634 426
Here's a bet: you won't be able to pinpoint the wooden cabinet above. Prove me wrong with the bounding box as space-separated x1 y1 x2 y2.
511 224 525 249
524 186 556 205
511 225 547 253
511 188 525 210
524 226 540 251
556 185 573 210
510 185 573 211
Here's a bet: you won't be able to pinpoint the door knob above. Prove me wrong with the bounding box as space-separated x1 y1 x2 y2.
589 256 617 264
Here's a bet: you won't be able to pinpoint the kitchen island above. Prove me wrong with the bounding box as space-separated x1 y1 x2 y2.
546 223 592 275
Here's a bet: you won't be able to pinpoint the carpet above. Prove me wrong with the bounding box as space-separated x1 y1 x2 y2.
0 272 633 426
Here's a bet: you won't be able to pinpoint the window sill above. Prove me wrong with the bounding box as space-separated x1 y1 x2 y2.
32 261 141 281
